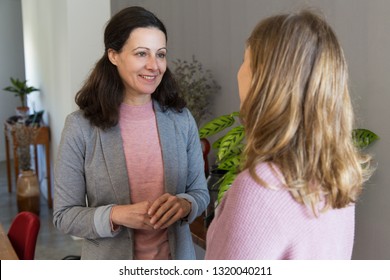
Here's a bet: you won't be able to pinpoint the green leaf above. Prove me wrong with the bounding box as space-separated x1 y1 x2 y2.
3 78 39 108
217 171 237 203
3 86 18 93
211 136 224 150
199 114 235 138
3 78 39 94
217 154 241 172
217 125 245 161
218 143 244 162
210 174 226 191
352 128 379 149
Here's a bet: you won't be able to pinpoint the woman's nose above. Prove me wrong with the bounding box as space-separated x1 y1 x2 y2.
146 55 158 70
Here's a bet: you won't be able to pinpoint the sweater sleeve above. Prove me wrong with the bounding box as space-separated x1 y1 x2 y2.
205 164 291 260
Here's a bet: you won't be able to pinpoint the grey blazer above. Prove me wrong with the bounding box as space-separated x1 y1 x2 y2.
53 101 209 259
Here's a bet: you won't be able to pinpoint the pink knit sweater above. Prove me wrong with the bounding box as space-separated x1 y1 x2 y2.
119 101 170 260
205 163 355 260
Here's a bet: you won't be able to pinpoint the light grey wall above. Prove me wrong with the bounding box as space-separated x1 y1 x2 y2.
0 0 25 161
19 0 110 199
112 0 390 259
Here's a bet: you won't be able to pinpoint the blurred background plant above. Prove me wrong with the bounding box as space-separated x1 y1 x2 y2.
12 122 40 171
352 128 380 149
172 56 221 126
12 118 41 215
3 77 39 108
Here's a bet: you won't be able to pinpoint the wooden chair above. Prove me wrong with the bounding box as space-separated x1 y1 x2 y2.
7 211 40 260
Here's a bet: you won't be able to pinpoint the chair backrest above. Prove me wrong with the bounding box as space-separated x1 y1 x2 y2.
7 211 40 260
201 138 211 177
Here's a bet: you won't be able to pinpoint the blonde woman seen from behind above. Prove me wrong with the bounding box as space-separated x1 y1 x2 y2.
205 10 373 260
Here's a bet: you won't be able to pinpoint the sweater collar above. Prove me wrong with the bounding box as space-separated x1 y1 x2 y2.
119 100 154 121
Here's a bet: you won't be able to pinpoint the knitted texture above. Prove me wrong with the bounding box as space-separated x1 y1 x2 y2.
205 163 355 260
119 101 170 260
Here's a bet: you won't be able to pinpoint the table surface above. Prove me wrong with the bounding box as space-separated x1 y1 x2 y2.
0 224 19 260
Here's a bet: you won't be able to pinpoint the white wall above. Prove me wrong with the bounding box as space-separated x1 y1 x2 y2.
112 0 390 259
20 0 111 199
0 0 25 161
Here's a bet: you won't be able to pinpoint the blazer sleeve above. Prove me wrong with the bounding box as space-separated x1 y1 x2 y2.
176 109 210 224
53 113 119 239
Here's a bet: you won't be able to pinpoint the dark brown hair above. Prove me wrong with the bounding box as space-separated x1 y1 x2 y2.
75 6 185 129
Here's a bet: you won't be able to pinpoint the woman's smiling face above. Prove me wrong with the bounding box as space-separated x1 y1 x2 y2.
108 27 167 105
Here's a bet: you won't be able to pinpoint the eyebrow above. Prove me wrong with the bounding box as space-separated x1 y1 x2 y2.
132 47 167 52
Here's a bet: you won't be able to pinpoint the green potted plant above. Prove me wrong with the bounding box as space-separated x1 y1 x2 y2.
199 112 380 205
199 112 244 208
3 77 39 117
199 112 244 226
172 56 221 126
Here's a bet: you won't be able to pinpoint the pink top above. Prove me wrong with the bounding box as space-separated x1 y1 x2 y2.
205 163 355 260
119 101 170 260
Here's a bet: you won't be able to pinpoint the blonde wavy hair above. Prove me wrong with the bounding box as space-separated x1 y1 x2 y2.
240 10 373 212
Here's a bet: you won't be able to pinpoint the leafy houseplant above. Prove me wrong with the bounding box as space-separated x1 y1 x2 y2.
172 56 221 126
199 112 244 203
199 112 380 204
3 77 39 115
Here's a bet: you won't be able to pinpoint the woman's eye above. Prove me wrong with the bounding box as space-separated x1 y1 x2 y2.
157 53 166 59
136 51 147 57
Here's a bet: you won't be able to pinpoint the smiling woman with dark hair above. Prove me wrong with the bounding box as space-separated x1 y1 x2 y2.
53 6 209 260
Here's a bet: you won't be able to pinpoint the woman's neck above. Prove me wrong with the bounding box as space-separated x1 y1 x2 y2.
123 93 152 106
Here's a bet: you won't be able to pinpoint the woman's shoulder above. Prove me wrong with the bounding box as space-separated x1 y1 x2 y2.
65 110 86 123
235 163 285 190
214 164 289 227
216 164 294 223
222 163 289 208
174 107 194 127
63 110 84 127
63 110 95 135
155 101 195 128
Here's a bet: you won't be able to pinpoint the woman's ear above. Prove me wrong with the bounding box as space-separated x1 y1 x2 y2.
107 49 118 66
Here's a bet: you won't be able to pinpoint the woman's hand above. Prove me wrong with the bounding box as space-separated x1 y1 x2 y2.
148 193 191 229
111 201 154 230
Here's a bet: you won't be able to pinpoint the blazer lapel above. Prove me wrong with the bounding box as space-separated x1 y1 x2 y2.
154 101 178 195
99 125 131 205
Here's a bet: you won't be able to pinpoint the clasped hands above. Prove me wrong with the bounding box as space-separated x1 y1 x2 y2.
111 193 191 231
